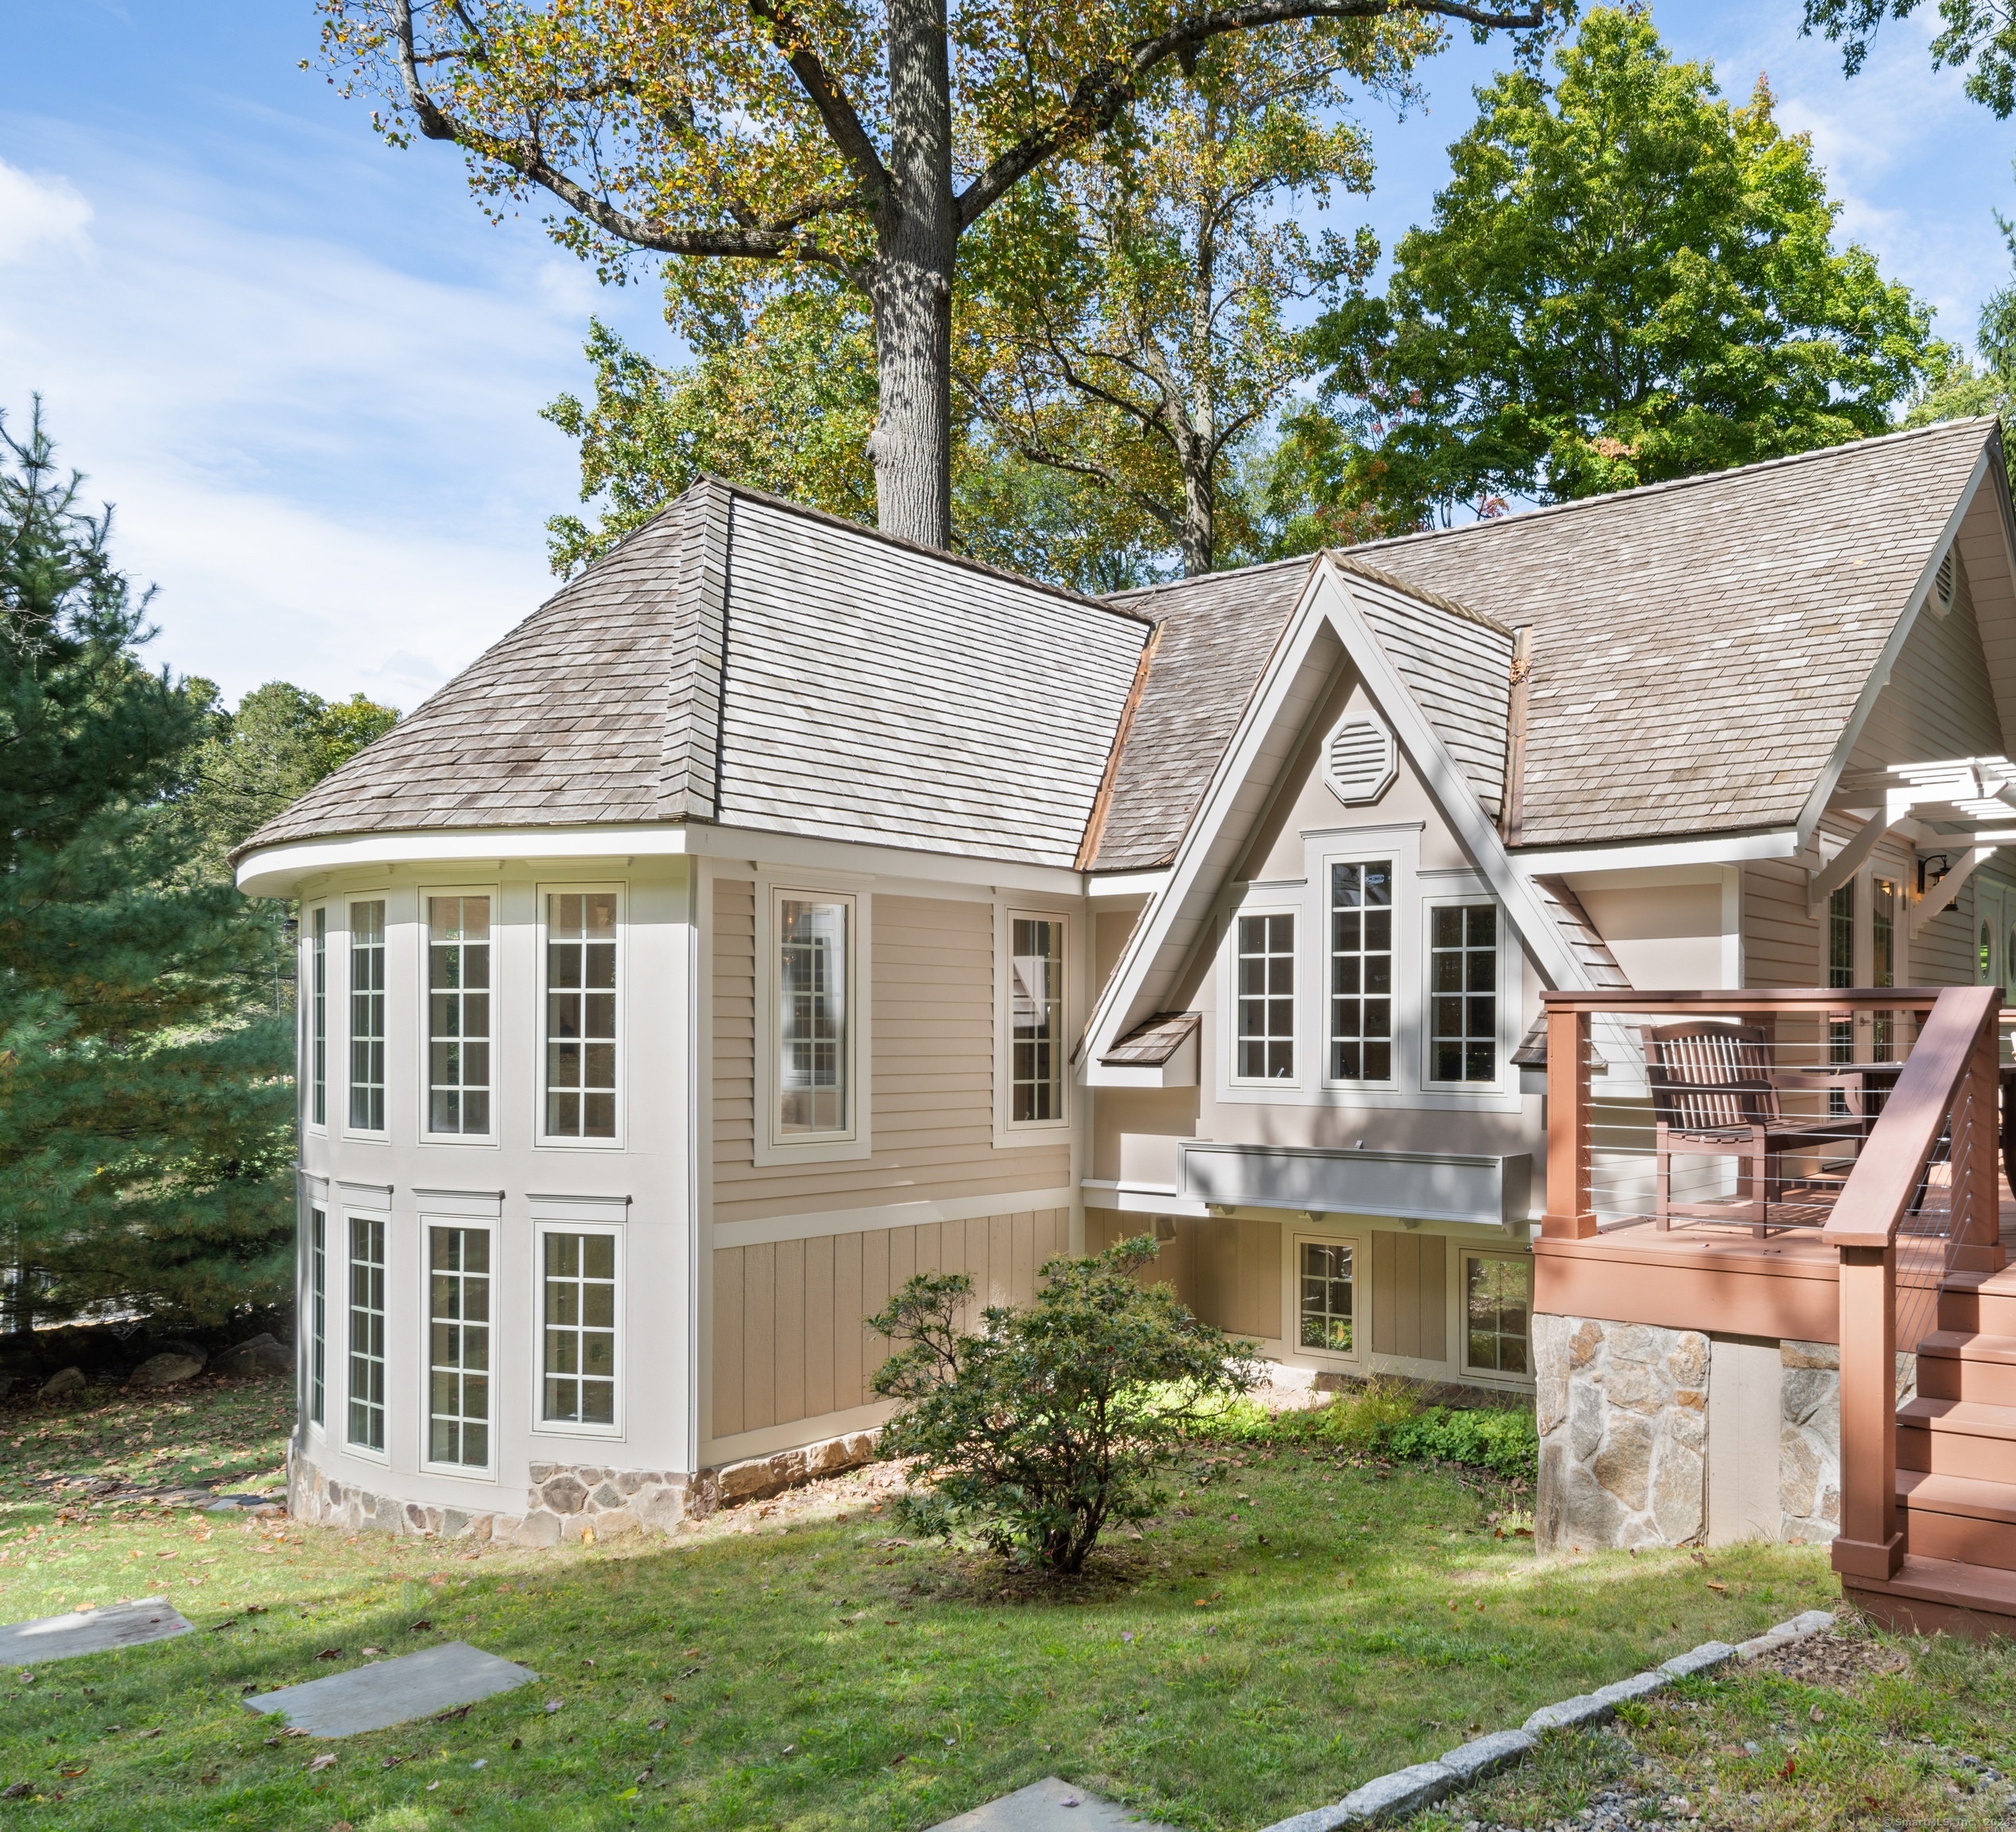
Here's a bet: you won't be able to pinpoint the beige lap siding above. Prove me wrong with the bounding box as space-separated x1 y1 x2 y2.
710 880 1070 1225
711 1209 1070 1437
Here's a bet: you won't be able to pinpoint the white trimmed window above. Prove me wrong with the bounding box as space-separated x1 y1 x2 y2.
1428 902 1498 1084
777 894 850 1139
1464 1254 1531 1377
1298 1240 1355 1353
309 906 328 1127
427 895 492 1135
1235 912 1296 1081
1011 915 1065 1123
427 1225 492 1468
308 1205 327 1429
347 1214 386 1452
1329 861 1394 1082
540 1228 618 1429
544 891 618 1140
349 899 386 1132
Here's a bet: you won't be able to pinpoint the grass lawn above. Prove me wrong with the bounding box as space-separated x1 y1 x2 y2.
0 1374 1851 1830
1408 1624 2016 1831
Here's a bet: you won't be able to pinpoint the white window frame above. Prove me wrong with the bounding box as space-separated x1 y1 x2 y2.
343 892 391 1141
1459 1249 1535 1387
754 883 871 1166
419 1213 499 1479
535 881 626 1151
307 903 330 1131
1226 903 1303 1089
1421 889 1514 1093
342 1203 392 1464
304 1190 328 1437
995 903 1074 1146
417 883 501 1147
1290 1228 1367 1369
1321 850 1402 1093
532 1220 625 1441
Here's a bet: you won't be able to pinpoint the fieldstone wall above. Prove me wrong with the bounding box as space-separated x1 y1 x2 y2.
1779 1340 1841 1543
1534 1314 1708 1552
287 1427 879 1547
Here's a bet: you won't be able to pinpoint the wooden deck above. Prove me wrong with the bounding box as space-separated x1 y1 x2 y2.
1533 1187 2016 1350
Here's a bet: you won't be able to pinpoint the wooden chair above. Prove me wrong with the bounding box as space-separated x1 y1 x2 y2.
1644 1022 1867 1236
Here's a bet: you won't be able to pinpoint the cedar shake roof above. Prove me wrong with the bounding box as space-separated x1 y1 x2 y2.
237 480 1150 872
1090 418 1999 868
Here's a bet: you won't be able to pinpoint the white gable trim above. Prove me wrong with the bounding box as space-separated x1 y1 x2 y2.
1082 559 1591 1070
1791 442 1998 856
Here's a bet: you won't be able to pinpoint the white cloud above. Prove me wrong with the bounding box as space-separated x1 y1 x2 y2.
0 159 93 267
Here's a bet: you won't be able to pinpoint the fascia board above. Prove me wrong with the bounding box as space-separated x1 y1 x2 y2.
1514 829 1803 875
1081 561 1331 1062
1317 562 1590 993
1790 441 1995 856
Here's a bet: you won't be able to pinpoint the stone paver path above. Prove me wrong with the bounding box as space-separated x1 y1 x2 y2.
925 1776 1184 1831
241 1640 536 1737
0 1598 192 1667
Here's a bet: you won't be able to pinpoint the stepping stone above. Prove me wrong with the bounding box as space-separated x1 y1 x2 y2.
242 1641 536 1737
0 1598 193 1666
925 1776 1184 1831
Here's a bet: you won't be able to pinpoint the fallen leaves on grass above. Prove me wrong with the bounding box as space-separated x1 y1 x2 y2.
307 1753 335 1772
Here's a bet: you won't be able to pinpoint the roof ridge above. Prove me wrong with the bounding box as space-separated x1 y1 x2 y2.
686 472 1157 627
1105 553 1316 604
1325 552 1516 637
659 480 731 820
1344 417 2000 559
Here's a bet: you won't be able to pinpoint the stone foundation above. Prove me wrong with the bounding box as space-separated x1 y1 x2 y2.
288 1428 880 1547
1535 1315 1708 1552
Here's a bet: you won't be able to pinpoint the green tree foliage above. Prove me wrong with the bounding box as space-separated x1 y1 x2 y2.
961 23 1414 574
543 309 1169 592
0 406 296 1333
1277 8 1940 535
1802 0 2016 118
869 1236 1256 1574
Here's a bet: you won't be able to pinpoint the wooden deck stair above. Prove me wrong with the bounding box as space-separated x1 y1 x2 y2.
1851 1267 2016 1636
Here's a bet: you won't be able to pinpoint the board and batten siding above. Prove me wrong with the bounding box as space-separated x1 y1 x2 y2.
711 1209 1069 1438
710 880 1070 1228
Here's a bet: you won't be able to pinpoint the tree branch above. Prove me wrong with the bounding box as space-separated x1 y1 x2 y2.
956 0 1551 231
746 0 892 204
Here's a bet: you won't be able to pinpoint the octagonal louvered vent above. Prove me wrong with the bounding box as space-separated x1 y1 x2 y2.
1931 545 1956 616
1325 713 1397 805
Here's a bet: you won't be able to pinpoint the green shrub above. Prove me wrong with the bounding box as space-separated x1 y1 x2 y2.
869 1236 1259 1574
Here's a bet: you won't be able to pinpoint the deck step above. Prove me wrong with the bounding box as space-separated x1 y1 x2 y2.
1898 1469 2016 1570
1896 1396 2016 1482
1917 1331 2016 1405
1841 1552 2016 1638
1939 1267 2016 1336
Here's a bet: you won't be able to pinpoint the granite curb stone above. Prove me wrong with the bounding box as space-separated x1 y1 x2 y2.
1253 1612 1839 1830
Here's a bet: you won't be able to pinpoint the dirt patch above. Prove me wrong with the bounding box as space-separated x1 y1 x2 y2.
1751 1623 1910 1689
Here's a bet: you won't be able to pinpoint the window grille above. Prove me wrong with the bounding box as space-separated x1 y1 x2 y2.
349 901 386 1130
428 896 491 1135
428 1225 491 1465
1299 1241 1354 1351
1330 862 1393 1081
1429 903 1498 1082
347 1215 386 1452
778 898 847 1135
542 1230 617 1426
1236 913 1296 1080
1011 917 1064 1122
546 892 618 1139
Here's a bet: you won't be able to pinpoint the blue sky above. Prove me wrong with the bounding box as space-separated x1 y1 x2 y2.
1 2 2004 710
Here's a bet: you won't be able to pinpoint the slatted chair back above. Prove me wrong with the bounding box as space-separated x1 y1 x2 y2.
1644 1023 1778 1133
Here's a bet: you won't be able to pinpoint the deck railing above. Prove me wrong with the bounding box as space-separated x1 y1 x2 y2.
1539 988 1949 1240
1820 983 2003 1582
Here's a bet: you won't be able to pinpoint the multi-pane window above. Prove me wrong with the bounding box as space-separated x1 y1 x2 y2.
349 900 386 1131
546 892 618 1139
1011 917 1064 1122
1465 1256 1531 1375
542 1231 617 1426
1429 904 1498 1083
428 895 491 1135
428 1226 491 1466
778 897 848 1135
309 908 328 1126
1828 880 1855 1076
308 1206 327 1428
347 1215 386 1452
1235 914 1296 1080
1329 862 1393 1081
1299 1241 1354 1352
1872 877 1898 1062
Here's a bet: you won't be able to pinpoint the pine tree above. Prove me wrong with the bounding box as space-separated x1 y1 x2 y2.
0 403 295 1334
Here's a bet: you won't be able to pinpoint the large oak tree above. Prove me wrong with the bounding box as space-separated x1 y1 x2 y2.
317 0 1557 551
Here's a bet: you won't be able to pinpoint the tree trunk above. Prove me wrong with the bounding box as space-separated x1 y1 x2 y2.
869 0 956 550
1178 460 1214 576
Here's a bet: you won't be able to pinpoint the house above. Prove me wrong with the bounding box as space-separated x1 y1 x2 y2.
237 417 2016 1627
